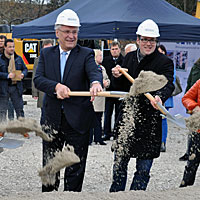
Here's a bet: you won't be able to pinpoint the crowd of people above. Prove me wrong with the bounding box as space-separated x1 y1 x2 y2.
0 8 200 193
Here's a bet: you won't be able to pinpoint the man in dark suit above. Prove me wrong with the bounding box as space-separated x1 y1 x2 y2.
34 9 103 192
102 41 124 140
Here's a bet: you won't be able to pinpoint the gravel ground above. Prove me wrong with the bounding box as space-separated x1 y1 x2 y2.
0 95 200 200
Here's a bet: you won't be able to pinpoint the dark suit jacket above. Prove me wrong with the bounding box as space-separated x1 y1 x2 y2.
113 48 174 159
0 52 28 97
102 54 124 91
34 44 103 134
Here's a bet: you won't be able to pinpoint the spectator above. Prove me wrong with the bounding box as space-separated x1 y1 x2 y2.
90 49 110 145
179 58 200 161
180 79 200 187
0 39 29 138
158 44 175 152
124 43 137 55
102 41 124 141
0 35 15 122
0 35 7 55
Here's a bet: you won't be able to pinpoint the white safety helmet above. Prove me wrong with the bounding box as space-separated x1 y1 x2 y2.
55 9 81 27
136 19 160 37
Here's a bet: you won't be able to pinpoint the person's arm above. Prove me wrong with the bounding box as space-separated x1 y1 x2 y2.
84 49 103 100
34 49 59 96
182 79 200 111
85 50 103 86
32 57 39 98
0 61 10 79
185 67 193 93
154 57 175 103
20 57 28 78
102 66 110 88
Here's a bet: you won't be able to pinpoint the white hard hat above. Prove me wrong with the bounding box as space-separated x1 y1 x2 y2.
55 9 81 27
136 19 160 37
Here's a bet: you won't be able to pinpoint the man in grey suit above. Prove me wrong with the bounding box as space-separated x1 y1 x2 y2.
34 9 103 192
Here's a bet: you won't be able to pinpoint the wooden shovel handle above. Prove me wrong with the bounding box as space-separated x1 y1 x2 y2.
119 68 166 115
119 68 134 83
68 91 125 98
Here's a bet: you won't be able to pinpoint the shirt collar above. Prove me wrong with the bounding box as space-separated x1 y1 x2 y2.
59 45 71 55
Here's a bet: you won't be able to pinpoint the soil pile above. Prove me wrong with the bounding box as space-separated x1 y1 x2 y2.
129 70 168 96
185 112 200 132
39 144 80 186
0 117 53 141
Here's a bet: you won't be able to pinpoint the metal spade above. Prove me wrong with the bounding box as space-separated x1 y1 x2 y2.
0 137 24 149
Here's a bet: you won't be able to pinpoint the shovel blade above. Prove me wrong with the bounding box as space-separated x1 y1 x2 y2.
0 137 24 149
161 113 186 129
157 102 186 129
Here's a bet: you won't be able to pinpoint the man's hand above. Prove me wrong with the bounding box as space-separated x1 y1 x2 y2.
20 73 24 79
8 72 15 79
112 66 128 78
55 83 71 99
150 95 162 110
103 80 109 88
112 65 122 78
90 82 103 101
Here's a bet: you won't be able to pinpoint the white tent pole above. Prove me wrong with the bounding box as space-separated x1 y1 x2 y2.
101 40 104 57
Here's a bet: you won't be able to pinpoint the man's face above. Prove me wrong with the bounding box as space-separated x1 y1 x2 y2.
0 38 5 48
96 51 103 64
110 45 121 58
136 36 157 56
5 42 15 55
56 25 78 51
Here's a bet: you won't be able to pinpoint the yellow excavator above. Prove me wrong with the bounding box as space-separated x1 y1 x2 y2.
195 0 200 18
0 24 41 94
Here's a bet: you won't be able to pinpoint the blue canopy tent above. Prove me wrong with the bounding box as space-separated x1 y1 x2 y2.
13 0 200 41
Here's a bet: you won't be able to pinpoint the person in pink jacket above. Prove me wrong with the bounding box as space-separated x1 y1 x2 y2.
180 79 200 187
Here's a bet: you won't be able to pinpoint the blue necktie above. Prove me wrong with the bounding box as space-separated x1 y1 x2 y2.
60 51 67 81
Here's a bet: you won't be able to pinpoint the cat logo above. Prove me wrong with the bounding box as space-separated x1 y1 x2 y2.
24 42 37 53
23 41 39 65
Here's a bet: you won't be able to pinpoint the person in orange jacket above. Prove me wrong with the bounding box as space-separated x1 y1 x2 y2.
180 79 200 187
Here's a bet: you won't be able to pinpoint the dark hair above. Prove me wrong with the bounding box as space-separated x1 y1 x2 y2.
110 41 120 48
41 39 54 47
5 39 14 47
0 35 7 40
158 44 167 55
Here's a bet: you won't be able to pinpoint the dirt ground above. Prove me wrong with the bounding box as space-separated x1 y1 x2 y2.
0 95 200 200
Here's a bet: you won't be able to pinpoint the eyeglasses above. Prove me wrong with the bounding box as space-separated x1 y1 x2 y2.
58 29 78 35
140 38 157 44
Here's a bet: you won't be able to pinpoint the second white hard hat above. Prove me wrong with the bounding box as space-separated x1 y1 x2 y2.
136 19 160 37
55 9 81 27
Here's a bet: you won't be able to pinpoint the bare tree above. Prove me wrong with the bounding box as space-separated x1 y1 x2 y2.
166 0 197 15
0 0 48 26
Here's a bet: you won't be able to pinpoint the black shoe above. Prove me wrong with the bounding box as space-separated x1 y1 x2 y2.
102 135 111 141
95 141 107 145
179 154 189 161
160 142 166 152
99 141 106 145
